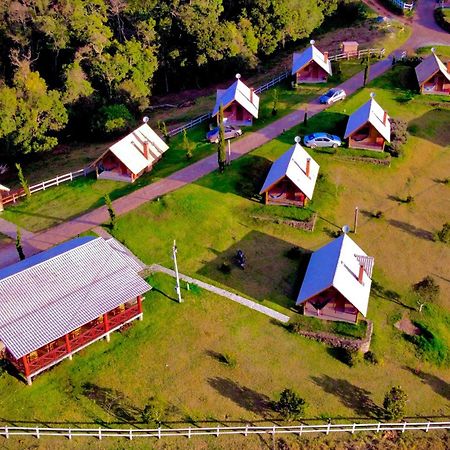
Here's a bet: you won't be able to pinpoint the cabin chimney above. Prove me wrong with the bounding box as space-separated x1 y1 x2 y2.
383 111 388 125
358 264 364 284
447 61 450 73
250 88 254 104
323 51 328 63
305 158 311 178
143 141 150 160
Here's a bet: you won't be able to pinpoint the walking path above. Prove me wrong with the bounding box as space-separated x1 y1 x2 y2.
1 0 449 268
149 264 290 323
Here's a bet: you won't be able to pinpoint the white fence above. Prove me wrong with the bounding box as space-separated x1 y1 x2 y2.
0 421 448 441
389 0 414 10
254 71 291 94
328 48 385 62
2 167 94 206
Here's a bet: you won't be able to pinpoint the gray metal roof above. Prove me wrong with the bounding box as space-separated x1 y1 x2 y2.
0 237 151 359
297 234 373 316
415 53 450 86
259 142 319 200
291 44 332 76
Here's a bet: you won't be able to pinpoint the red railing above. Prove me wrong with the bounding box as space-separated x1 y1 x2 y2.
8 304 141 377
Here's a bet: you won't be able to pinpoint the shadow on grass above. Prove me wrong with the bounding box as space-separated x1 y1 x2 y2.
150 287 179 303
82 382 141 423
403 366 450 402
388 219 435 242
408 109 450 147
310 375 384 419
197 230 310 309
207 377 272 415
371 280 415 311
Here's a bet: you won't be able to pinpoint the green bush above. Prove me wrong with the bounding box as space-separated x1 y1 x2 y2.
219 262 231 274
410 322 449 366
364 350 379 365
387 118 408 157
435 8 450 33
92 104 134 137
341 348 362 367
436 223 450 244
383 386 407 420
219 353 237 368
275 388 307 421
141 397 165 424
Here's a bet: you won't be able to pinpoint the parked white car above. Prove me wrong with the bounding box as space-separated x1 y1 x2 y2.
319 88 346 105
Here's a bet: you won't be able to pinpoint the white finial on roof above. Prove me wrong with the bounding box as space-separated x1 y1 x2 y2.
310 39 315 46
236 73 241 79
143 116 149 123
342 225 350 234
369 92 375 98
294 136 301 144
431 47 436 53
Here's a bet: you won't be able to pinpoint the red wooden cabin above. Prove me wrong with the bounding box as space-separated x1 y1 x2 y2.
291 40 332 84
0 237 151 385
415 51 450 95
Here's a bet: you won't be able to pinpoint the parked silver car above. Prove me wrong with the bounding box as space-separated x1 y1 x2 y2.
303 132 342 148
319 88 346 105
206 125 242 143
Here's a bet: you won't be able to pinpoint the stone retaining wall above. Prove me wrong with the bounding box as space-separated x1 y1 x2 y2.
294 320 373 353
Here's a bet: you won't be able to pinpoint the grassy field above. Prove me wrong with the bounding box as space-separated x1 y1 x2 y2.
1 61 364 233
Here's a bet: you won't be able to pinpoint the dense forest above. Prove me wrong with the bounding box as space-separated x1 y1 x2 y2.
0 0 350 158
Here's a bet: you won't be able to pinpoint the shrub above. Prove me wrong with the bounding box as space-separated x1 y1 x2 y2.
373 210 384 219
435 8 450 33
104 194 116 230
383 386 407 420
410 323 449 366
412 276 440 303
275 388 307 421
341 348 362 367
15 163 31 199
141 397 165 424
219 262 231 274
219 353 236 368
387 118 408 157
182 129 194 159
92 104 134 137
364 351 379 365
436 223 450 244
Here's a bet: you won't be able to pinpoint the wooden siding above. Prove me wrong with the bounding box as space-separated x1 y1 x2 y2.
265 177 307 207
303 287 359 323
348 123 386 151
421 73 450 95
221 101 253 126
295 61 329 84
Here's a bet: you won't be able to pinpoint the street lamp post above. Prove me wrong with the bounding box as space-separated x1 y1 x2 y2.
172 240 183 303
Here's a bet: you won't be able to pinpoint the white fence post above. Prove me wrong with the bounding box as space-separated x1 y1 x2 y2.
351 423 356 434
377 422 381 433
402 422 407 433
216 426 220 437
129 429 132 440
68 428 72 440
36 427 40 438
158 427 161 439
326 422 331 435
299 423 303 436
426 421 430 432
98 427 102 440
245 424 248 436
188 427 191 439
5 426 8 439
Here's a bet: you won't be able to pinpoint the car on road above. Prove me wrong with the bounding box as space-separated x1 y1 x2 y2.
319 88 346 105
303 132 342 148
206 125 242 143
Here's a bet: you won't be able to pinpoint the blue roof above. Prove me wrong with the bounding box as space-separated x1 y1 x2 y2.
0 236 96 281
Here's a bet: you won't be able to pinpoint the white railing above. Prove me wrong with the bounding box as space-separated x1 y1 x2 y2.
0 421 448 440
2 167 94 206
389 0 414 10
254 71 291 94
328 48 385 62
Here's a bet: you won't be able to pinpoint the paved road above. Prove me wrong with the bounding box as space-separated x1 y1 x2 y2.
1 0 449 268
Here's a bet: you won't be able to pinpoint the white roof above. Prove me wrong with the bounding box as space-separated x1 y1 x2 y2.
344 96 391 143
259 143 319 200
0 237 151 359
101 123 169 175
291 44 332 76
296 234 374 316
212 78 259 119
415 53 450 86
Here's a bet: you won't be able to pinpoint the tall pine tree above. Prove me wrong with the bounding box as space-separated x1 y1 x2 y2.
217 104 226 172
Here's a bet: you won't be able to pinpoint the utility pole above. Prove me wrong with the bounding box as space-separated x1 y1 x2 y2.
354 206 359 234
227 140 231 165
172 240 183 303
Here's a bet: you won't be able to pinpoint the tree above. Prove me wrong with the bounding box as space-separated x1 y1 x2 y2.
141 397 165 425
436 222 450 244
15 163 30 199
104 194 116 229
388 118 408 157
412 276 440 312
275 388 307 421
272 88 278 116
383 386 407 420
92 104 134 136
182 129 194 159
363 55 371 86
15 227 25 261
217 104 226 172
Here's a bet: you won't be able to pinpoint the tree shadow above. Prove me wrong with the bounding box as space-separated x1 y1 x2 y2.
371 280 415 310
197 230 310 309
310 375 384 419
408 109 450 147
403 367 450 402
207 377 272 415
82 382 142 423
388 219 435 242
